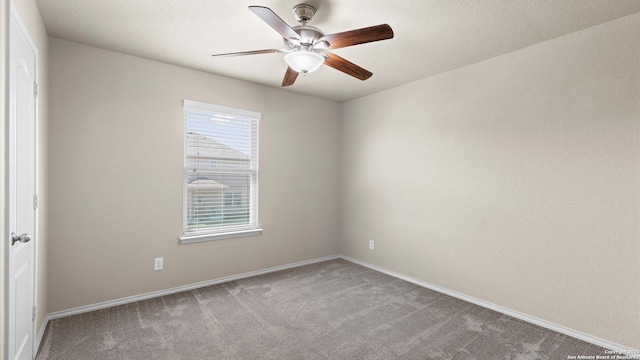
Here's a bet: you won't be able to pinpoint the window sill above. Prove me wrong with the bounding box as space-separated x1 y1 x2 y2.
180 228 263 244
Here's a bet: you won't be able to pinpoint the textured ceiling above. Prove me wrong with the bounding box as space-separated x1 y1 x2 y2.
36 0 640 102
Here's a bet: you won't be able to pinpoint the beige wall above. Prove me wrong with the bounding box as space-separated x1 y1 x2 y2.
47 38 341 312
6 0 49 346
339 13 640 349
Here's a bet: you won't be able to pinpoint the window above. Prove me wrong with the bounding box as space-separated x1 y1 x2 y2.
181 100 261 243
224 192 243 207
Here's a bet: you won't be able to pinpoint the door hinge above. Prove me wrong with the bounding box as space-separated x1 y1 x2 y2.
32 306 37 321
34 82 39 98
33 194 38 209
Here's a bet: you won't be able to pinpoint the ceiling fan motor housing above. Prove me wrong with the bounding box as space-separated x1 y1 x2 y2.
285 25 325 48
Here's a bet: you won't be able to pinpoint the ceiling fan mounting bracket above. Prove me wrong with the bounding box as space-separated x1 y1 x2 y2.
292 4 316 23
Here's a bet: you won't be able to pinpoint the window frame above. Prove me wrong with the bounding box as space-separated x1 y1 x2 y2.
180 99 262 244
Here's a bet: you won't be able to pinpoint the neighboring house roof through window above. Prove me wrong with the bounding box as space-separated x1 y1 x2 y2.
186 132 249 161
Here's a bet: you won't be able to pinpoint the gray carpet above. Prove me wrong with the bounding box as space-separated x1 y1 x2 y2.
37 259 606 359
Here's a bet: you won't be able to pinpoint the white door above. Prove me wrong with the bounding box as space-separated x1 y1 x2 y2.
8 8 37 360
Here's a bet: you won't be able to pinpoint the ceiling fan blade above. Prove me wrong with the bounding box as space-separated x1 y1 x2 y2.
319 24 393 49
324 53 372 80
249 6 301 41
282 66 299 87
211 49 283 58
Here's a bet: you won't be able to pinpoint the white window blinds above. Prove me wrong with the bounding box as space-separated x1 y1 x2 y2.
183 100 260 238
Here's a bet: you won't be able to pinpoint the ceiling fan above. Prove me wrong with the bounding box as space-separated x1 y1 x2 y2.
211 4 394 87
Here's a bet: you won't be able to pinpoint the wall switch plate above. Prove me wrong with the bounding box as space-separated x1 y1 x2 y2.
369 240 374 250
154 257 164 271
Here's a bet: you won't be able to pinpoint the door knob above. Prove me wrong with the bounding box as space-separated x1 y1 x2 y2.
11 232 31 246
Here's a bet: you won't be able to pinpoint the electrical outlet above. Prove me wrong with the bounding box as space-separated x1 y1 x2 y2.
154 257 164 271
369 240 374 250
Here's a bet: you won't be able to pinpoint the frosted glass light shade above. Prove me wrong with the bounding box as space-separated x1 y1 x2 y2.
284 51 325 73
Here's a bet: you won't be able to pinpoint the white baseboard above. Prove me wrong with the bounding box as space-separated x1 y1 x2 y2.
339 255 639 357
46 254 339 321
34 315 48 357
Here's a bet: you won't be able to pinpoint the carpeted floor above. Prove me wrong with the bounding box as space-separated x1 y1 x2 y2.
37 259 607 359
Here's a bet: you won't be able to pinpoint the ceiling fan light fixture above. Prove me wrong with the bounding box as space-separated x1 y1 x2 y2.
285 51 325 74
